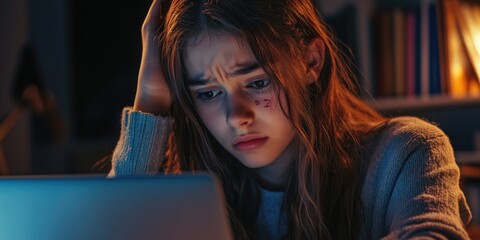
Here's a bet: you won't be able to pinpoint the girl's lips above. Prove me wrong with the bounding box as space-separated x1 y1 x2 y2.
232 137 268 151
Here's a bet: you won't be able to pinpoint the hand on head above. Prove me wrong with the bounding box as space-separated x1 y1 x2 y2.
134 0 172 116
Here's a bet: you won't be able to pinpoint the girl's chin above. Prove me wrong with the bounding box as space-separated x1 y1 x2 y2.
237 158 273 169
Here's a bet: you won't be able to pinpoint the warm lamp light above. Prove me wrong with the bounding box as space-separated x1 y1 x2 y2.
446 1 480 97
458 3 480 86
450 29 465 96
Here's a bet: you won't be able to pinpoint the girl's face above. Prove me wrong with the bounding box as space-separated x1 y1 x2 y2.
184 32 296 182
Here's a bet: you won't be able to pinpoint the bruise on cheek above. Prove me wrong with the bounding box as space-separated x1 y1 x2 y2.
255 99 271 107
263 99 271 108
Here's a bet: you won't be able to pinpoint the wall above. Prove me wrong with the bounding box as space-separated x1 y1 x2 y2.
28 0 72 173
0 0 31 174
0 0 72 174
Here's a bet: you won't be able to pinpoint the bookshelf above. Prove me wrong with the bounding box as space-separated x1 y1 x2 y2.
319 0 480 234
320 0 480 149
369 95 480 111
319 0 480 101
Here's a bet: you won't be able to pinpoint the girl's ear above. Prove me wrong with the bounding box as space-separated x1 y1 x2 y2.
306 38 325 84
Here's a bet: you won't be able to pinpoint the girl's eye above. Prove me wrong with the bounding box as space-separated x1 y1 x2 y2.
197 89 222 102
247 79 271 90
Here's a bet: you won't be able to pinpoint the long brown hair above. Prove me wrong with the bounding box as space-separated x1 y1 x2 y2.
159 0 387 239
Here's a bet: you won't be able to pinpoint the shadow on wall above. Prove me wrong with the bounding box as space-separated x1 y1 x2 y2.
0 42 68 175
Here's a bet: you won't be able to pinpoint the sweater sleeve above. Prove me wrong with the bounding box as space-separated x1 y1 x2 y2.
361 117 472 239
381 134 471 239
108 107 173 177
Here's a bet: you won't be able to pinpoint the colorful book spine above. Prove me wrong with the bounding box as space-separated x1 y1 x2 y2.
405 9 417 97
393 8 406 97
428 1 442 95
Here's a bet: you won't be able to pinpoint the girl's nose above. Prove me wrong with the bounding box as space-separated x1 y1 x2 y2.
225 93 254 128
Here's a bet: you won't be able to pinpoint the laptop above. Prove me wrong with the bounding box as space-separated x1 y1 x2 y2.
0 173 233 240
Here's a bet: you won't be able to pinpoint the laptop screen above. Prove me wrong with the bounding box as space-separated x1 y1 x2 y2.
0 173 233 240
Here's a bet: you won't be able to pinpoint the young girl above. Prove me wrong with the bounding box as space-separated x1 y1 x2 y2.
106 0 472 238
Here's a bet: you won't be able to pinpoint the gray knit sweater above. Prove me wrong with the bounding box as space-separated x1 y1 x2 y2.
109 108 472 239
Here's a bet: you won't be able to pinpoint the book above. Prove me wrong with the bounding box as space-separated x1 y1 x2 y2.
405 8 420 96
436 0 449 94
393 8 406 96
421 0 432 97
428 1 442 95
356 1 377 96
372 9 396 97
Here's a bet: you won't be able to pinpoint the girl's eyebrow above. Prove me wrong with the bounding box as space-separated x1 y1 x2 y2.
187 75 211 86
227 62 261 78
187 62 261 86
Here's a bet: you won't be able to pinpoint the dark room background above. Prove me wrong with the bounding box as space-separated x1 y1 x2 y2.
1 0 152 174
1 0 480 232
